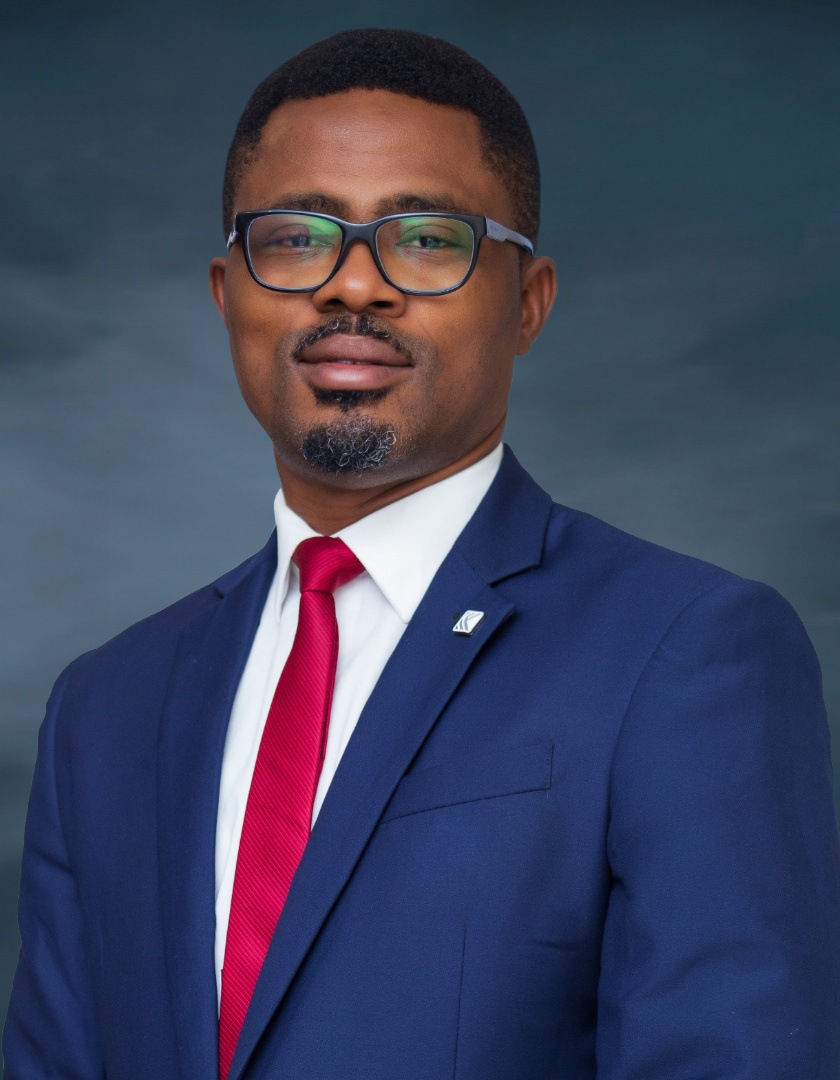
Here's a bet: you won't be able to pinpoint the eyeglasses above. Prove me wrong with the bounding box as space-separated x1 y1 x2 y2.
226 210 534 296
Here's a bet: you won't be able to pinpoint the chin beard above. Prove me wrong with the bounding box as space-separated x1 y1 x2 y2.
312 387 388 411
299 414 398 474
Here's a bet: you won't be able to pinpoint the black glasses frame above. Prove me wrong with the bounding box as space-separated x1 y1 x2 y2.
227 210 534 296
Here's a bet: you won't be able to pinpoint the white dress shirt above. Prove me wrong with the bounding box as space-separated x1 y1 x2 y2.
214 443 503 999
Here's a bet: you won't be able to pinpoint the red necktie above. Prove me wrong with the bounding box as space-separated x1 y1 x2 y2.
218 536 365 1079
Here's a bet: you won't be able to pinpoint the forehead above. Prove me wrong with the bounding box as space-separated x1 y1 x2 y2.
236 89 511 220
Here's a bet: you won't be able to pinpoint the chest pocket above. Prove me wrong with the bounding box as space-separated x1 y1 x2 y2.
381 741 553 823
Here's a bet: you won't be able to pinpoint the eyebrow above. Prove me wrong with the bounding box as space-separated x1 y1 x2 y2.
376 193 472 216
255 191 476 220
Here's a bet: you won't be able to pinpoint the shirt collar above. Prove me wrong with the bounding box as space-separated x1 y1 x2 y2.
273 442 504 624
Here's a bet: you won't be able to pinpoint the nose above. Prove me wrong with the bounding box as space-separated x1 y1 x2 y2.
311 238 407 316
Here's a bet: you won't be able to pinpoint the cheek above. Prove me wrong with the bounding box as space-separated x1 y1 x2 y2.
226 287 281 354
225 282 307 388
458 253 521 345
421 268 520 386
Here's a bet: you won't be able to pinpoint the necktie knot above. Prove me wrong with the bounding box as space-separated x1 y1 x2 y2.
293 536 365 594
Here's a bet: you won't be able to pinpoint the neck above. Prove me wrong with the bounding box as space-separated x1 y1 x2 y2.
275 419 505 535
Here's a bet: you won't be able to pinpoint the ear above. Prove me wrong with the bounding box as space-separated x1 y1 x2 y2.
209 256 227 321
516 255 557 356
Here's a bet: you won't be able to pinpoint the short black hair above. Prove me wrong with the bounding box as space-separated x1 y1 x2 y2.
222 28 540 246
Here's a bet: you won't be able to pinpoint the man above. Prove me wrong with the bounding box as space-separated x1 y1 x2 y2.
4 27 840 1080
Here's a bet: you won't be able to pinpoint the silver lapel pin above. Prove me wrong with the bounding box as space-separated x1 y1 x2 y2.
452 610 485 636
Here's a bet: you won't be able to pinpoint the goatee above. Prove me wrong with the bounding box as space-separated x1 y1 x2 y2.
300 414 397 474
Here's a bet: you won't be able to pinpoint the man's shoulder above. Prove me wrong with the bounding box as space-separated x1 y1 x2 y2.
467 448 776 622
544 499 730 588
464 447 797 640
539 498 796 632
57 534 277 700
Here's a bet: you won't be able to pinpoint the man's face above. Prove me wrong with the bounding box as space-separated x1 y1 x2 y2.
210 89 555 488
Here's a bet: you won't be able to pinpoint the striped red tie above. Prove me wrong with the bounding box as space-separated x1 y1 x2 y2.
218 536 365 1079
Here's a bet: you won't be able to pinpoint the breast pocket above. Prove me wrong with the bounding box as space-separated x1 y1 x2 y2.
381 741 554 823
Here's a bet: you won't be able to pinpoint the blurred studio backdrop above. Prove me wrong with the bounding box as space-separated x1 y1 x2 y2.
2 0 840 1030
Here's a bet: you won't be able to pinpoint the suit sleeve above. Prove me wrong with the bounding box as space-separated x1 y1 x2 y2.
2 661 104 1080
597 577 840 1079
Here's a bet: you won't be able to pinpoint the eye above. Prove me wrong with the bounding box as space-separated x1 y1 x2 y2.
410 232 444 248
399 230 453 249
270 228 332 249
396 228 470 254
252 223 338 256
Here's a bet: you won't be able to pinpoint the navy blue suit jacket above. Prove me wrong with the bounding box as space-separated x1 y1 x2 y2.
5 449 840 1079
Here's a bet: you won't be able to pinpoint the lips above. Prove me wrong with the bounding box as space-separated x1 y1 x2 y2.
301 335 409 365
298 334 410 391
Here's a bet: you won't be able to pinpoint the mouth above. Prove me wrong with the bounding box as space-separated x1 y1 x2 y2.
298 335 411 392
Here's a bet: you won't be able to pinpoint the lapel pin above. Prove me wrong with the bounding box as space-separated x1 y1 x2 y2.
452 610 485 636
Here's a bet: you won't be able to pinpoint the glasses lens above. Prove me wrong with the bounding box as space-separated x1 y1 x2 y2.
376 216 475 292
245 213 343 289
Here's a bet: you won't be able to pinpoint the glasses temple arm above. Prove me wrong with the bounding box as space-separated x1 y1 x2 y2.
484 218 534 256
226 229 238 251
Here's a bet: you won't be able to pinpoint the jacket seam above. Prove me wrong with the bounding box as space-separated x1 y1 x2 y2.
48 658 87 871
452 925 467 1080
605 579 735 828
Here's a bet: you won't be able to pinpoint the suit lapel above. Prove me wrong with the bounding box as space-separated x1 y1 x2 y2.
157 536 277 1080
228 449 553 1080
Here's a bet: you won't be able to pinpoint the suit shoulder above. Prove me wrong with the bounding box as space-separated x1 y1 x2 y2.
58 535 276 694
542 501 793 621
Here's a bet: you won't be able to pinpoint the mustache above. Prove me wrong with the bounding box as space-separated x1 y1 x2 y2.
291 314 414 363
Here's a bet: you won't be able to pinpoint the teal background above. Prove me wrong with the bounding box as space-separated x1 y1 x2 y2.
2 0 839 1035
